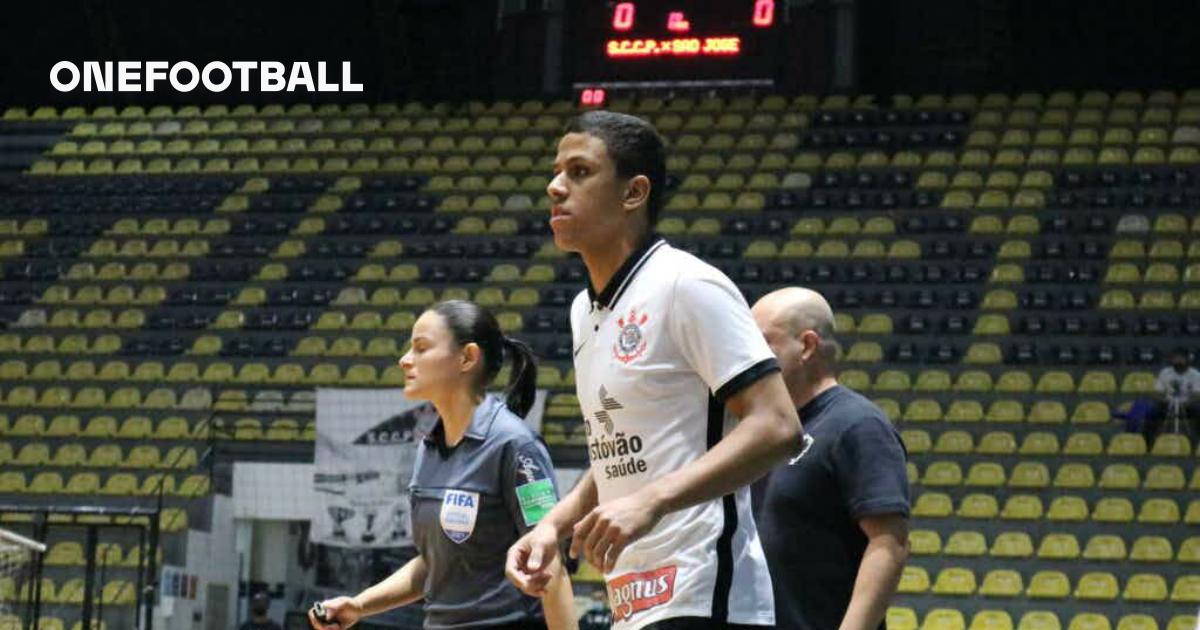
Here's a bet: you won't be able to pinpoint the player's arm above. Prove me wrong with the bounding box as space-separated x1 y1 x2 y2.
541 557 580 630
507 470 598 596
643 374 800 515
839 514 909 630
309 555 427 630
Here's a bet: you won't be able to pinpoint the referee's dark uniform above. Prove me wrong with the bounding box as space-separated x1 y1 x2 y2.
754 385 910 630
410 394 560 629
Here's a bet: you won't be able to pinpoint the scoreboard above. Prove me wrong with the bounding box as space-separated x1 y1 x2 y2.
571 1 786 87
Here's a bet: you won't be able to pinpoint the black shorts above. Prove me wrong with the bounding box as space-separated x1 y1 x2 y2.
641 617 770 630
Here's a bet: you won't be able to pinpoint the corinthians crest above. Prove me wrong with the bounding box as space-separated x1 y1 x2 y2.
613 307 649 364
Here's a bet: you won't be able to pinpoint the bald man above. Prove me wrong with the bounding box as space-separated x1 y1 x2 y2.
750 288 910 630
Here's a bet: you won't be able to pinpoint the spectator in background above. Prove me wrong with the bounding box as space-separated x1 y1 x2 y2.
239 592 283 630
1144 348 1200 442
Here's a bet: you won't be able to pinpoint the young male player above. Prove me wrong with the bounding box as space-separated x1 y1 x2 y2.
505 111 804 630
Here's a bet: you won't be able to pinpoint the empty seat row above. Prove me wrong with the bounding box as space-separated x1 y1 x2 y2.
0 442 198 469
899 564 1199 602
887 606 1193 630
901 428 1194 457
0 471 210 497
0 414 196 439
912 491 1198 524
915 460 1194 491
909 529 1200 563
841 368 1157 394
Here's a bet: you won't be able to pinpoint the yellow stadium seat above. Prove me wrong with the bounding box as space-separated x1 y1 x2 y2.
1063 432 1103 456
989 532 1033 558
1083 534 1128 561
913 492 953 518
1150 434 1191 457
1028 400 1067 423
994 371 1033 393
1071 401 1110 424
979 570 1023 598
1171 575 1200 603
897 566 930 594
945 400 984 423
1000 494 1044 520
1054 463 1096 488
921 608 967 630
1066 614 1112 630
932 568 976 595
1008 462 1050 488
1017 612 1063 630
923 461 963 487
1098 463 1141 489
1035 371 1075 393
1144 464 1185 490
1038 533 1081 560
1075 572 1119 601
1106 432 1148 456
1115 615 1158 630
1129 536 1173 563
1138 498 1180 524
1092 497 1134 522
945 531 987 556
957 494 999 519
970 610 1014 630
977 431 1016 454
1027 571 1070 599
900 430 931 453
905 399 943 423
909 530 942 556
888 607 919 630
965 462 1005 487
1018 432 1059 455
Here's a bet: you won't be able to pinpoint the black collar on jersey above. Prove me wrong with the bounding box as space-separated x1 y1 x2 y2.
424 395 504 451
586 233 667 311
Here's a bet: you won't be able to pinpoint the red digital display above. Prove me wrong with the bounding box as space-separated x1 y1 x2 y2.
580 88 607 107
752 0 776 27
603 1 774 60
574 1 784 84
612 2 636 31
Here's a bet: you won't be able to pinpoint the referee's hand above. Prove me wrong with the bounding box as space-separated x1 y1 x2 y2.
506 522 560 597
308 596 361 630
570 493 662 574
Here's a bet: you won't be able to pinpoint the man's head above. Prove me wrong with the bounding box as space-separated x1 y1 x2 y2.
751 288 840 400
547 111 666 254
1170 348 1190 373
250 591 270 618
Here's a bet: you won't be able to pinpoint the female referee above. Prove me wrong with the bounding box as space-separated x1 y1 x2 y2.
310 300 577 630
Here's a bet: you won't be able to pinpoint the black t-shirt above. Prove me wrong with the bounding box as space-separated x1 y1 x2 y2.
754 385 910 630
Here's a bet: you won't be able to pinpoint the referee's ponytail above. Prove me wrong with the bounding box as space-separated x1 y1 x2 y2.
501 336 538 418
429 299 539 418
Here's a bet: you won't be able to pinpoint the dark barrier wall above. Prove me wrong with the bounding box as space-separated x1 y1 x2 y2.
859 0 1200 95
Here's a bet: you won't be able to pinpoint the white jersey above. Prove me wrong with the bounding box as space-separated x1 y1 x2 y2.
570 237 779 629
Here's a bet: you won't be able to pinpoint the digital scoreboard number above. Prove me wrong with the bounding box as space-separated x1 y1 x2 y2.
572 1 784 87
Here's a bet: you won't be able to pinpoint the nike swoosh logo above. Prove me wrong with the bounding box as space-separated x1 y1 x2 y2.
788 434 815 465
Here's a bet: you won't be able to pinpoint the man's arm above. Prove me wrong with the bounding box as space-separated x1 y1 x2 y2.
838 514 909 630
572 374 801 571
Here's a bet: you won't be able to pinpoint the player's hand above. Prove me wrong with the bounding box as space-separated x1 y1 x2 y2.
570 491 663 573
506 522 562 597
308 596 362 630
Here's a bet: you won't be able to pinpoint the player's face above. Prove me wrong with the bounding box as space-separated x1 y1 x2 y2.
398 311 468 401
547 132 629 254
